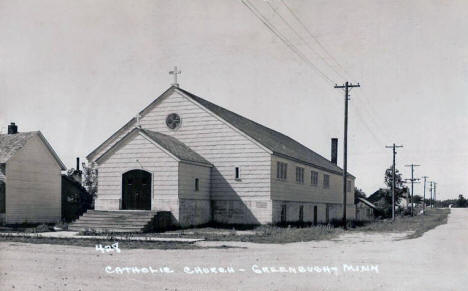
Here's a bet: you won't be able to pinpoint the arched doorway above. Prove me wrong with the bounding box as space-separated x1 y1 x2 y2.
122 170 151 210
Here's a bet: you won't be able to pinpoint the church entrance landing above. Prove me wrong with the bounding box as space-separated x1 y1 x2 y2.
122 170 151 210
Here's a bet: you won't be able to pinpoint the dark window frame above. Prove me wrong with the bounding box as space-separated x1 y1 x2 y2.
195 178 199 191
323 174 330 189
276 161 288 180
235 167 240 180
295 167 304 184
311 171 319 186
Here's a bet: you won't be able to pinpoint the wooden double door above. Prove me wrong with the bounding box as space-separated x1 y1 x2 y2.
122 170 151 210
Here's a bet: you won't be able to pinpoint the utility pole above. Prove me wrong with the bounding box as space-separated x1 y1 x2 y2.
386 144 403 221
429 182 433 208
405 164 420 216
422 176 429 214
334 82 360 230
433 182 437 208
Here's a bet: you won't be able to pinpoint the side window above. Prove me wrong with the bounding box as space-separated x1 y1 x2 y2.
235 167 240 180
277 162 288 180
323 174 330 189
299 205 304 222
295 167 304 184
311 171 318 186
347 180 352 192
280 204 287 223
195 178 199 191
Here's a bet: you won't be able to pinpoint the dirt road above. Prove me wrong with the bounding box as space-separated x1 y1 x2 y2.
1 209 467 291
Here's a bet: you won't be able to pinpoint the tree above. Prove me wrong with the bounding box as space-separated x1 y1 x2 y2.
355 188 366 199
456 194 467 208
384 165 407 204
384 166 404 190
82 162 98 203
413 195 423 205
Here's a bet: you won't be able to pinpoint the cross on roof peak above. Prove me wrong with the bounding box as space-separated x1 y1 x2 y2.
169 66 181 87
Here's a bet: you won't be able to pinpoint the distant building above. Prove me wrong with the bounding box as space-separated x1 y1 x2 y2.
0 123 66 224
61 159 91 222
80 86 356 230
355 197 377 221
367 188 390 210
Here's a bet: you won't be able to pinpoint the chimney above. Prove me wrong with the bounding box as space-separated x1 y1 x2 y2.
8 122 18 134
331 138 338 165
76 157 80 172
72 157 83 184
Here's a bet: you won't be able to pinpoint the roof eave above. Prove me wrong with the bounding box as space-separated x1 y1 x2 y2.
87 86 177 161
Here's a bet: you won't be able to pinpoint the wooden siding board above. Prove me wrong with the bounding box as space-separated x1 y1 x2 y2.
271 155 355 205
5 135 61 224
93 92 271 205
96 133 179 212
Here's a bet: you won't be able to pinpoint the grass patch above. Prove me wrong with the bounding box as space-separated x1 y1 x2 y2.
140 224 344 244
351 208 450 239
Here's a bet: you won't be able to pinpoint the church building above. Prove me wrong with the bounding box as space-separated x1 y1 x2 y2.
86 85 356 227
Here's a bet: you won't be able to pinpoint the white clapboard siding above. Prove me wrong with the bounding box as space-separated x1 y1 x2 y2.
5 134 61 224
96 132 179 210
92 91 272 206
271 155 355 205
178 162 211 200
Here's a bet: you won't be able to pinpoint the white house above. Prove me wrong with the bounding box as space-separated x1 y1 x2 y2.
0 123 66 224
85 86 356 228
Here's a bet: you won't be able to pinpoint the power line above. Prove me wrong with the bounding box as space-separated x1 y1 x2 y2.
241 0 336 85
280 0 354 81
265 1 347 82
273 0 387 142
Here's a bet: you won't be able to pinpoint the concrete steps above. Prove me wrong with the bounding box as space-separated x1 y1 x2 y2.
68 210 167 233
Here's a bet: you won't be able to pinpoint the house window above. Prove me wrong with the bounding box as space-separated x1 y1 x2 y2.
235 167 240 180
195 178 199 191
299 205 304 222
347 180 352 192
295 167 304 184
323 174 330 189
311 171 318 186
280 205 287 223
276 162 288 180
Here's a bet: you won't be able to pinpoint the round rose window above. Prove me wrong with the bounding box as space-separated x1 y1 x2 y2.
166 113 181 129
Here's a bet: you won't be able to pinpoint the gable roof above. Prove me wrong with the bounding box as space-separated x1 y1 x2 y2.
0 132 36 163
367 188 390 203
178 88 351 177
95 127 212 166
140 129 211 166
0 131 66 170
88 86 352 177
357 197 378 209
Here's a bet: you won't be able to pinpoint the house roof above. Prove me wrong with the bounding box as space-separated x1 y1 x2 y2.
0 132 36 163
95 128 212 166
88 86 353 177
357 197 378 209
178 88 351 177
367 188 390 203
140 129 211 166
0 131 66 170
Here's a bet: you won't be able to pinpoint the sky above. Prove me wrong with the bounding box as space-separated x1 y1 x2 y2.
1 0 467 200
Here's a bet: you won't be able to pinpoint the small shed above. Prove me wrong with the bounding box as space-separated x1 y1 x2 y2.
0 123 66 224
355 197 377 221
